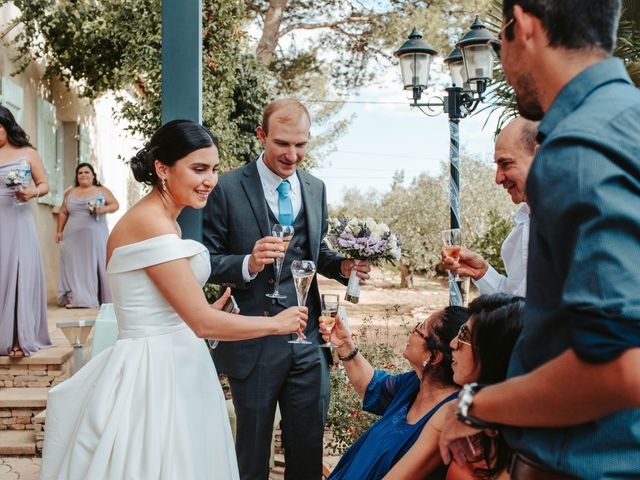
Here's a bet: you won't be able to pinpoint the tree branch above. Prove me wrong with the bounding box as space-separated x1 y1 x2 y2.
278 16 370 38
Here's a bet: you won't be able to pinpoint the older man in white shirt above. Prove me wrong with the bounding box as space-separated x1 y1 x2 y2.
443 116 538 296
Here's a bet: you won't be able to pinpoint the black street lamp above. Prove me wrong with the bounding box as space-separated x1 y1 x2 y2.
394 16 498 305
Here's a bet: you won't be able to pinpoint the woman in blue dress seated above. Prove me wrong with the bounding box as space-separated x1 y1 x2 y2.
385 293 525 480
321 306 469 480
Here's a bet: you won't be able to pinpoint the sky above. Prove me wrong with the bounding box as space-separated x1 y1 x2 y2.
309 61 502 208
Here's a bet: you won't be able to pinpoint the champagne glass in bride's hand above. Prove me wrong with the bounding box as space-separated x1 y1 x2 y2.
319 294 339 348
442 228 462 281
266 224 294 299
288 259 315 345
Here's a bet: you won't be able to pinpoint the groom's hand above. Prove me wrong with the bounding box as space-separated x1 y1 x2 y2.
340 259 371 284
248 236 285 273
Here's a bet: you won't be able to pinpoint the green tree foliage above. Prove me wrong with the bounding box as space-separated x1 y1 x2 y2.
330 154 514 283
3 0 272 168
249 0 491 91
469 209 512 275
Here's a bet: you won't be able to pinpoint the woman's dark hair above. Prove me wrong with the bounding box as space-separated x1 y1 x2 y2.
0 105 32 148
468 293 524 385
422 306 470 386
467 293 525 478
130 120 218 187
74 163 100 187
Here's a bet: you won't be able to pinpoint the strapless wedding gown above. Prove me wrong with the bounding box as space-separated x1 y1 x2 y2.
40 234 239 480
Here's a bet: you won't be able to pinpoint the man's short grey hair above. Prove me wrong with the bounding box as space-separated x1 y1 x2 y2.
519 120 540 154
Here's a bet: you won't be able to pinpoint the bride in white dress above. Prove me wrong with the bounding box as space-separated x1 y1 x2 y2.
40 120 307 480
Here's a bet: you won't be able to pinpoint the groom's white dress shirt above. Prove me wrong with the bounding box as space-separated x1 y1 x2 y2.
473 203 530 297
241 154 302 283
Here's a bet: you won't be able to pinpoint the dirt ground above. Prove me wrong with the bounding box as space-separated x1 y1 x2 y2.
319 266 452 330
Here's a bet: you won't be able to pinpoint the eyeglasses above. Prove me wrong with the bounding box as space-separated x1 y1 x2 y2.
412 322 428 341
454 324 475 349
489 18 515 60
498 17 515 42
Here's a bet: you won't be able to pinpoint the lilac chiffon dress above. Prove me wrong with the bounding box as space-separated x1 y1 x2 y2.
0 158 52 356
57 192 111 307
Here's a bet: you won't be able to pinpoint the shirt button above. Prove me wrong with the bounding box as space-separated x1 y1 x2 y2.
264 310 270 316
268 279 274 285
296 247 302 253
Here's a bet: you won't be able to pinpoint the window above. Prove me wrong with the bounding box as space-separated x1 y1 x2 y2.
0 76 24 125
37 97 63 206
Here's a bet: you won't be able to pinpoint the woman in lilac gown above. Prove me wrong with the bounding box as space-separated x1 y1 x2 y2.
56 163 119 308
0 105 52 357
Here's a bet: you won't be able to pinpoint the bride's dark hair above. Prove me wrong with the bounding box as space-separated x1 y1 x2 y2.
0 105 32 148
130 120 218 186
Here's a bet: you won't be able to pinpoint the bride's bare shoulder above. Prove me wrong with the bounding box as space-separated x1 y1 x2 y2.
107 200 177 260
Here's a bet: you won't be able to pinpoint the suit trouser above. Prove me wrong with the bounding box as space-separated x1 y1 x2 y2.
229 334 330 480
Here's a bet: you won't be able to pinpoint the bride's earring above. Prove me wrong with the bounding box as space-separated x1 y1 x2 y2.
161 177 167 192
422 359 430 368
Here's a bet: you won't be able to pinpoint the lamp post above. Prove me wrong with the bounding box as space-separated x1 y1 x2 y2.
394 16 498 306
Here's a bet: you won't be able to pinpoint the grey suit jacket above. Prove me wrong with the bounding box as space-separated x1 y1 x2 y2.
203 160 346 378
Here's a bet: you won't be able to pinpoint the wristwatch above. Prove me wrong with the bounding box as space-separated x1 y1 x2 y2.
456 383 497 429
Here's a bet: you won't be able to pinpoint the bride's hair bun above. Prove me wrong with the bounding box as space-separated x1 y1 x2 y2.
130 120 218 188
130 144 158 186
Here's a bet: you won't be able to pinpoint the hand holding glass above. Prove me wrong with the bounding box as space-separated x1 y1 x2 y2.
442 228 462 280
288 260 315 345
319 294 339 348
266 224 294 299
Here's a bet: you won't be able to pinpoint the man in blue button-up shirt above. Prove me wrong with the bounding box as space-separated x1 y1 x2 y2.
438 1 640 478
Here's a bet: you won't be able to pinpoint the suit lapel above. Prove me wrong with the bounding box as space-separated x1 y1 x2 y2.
240 161 271 238
298 170 320 261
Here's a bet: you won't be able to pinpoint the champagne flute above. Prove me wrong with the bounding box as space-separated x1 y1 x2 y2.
442 228 462 280
266 224 294 299
288 259 315 345
319 294 339 348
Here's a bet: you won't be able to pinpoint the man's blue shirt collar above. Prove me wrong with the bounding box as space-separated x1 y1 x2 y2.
538 57 632 142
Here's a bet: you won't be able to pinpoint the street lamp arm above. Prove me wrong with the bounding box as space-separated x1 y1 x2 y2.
410 95 446 116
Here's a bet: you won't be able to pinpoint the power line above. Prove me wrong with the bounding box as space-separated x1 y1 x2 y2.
330 150 444 161
306 99 410 105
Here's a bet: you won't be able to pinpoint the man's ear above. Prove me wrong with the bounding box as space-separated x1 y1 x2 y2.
256 126 267 146
513 4 547 51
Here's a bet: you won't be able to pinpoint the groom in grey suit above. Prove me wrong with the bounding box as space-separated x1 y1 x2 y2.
203 99 369 480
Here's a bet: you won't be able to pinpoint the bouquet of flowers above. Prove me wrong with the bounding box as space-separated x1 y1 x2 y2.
87 195 106 221
326 216 401 303
3 160 31 206
3 169 27 188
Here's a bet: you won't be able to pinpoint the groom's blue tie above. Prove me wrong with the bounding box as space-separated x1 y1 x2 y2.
276 180 294 225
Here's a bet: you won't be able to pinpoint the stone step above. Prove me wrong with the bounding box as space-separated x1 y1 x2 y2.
0 430 36 455
0 347 73 388
0 388 48 408
0 346 73 366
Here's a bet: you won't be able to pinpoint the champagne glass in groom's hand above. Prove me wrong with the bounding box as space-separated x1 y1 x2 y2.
266 224 294 299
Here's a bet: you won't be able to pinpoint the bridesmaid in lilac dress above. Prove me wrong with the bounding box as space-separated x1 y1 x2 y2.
0 106 52 357
56 163 119 308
